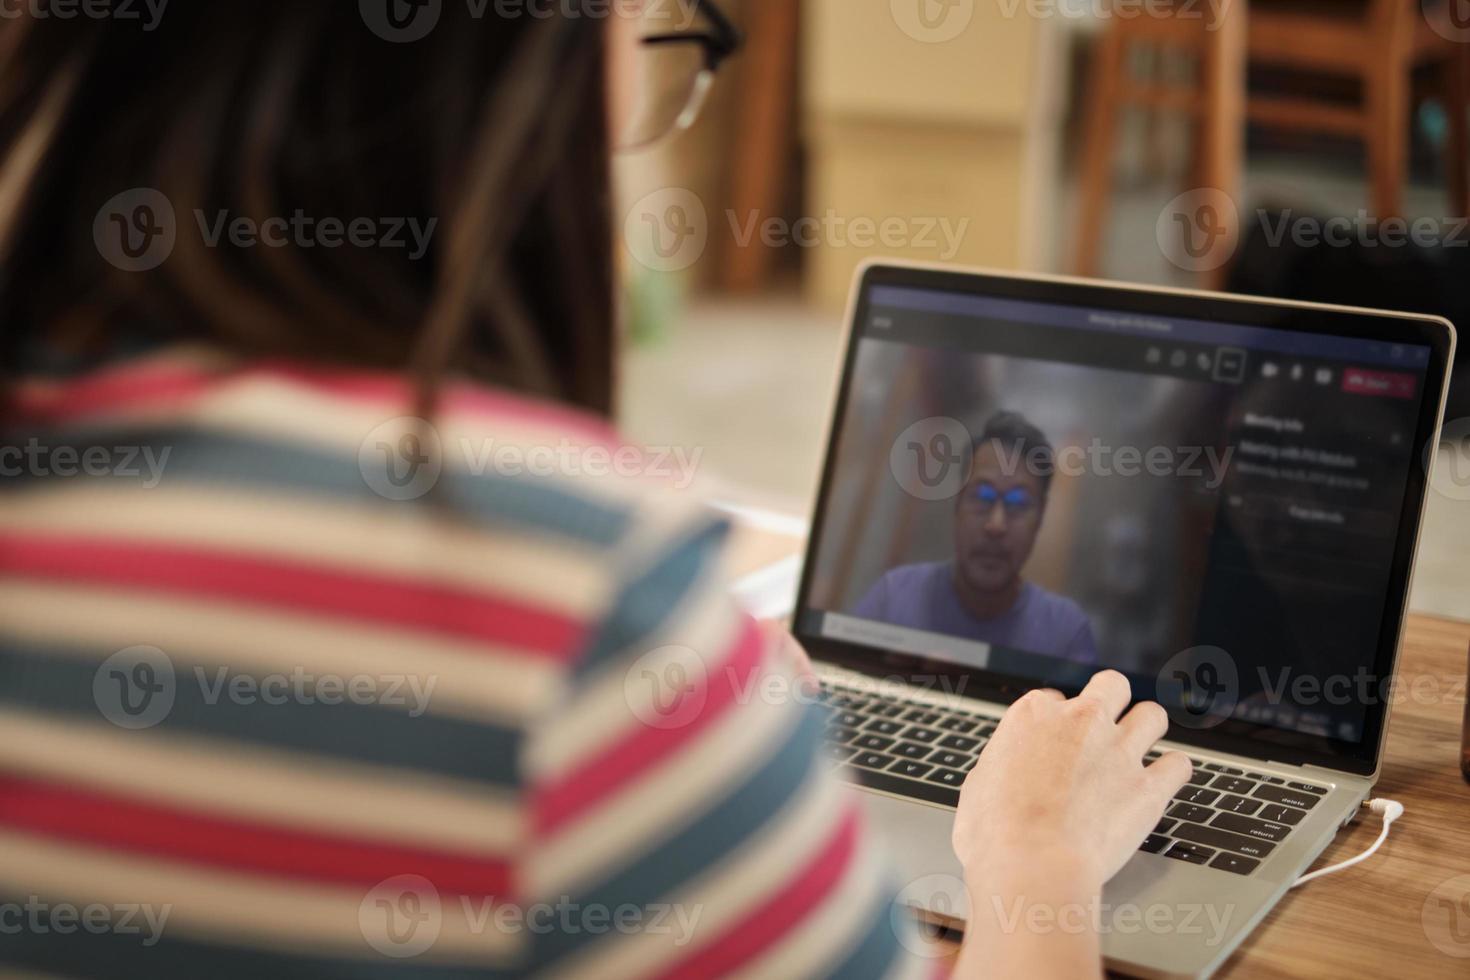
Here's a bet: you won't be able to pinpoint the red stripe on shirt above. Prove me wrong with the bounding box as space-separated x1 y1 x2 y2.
0 773 512 896
533 615 766 834
0 533 584 659
653 806 863 980
9 360 618 444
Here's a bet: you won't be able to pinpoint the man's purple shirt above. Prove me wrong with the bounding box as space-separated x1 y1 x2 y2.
852 561 1100 664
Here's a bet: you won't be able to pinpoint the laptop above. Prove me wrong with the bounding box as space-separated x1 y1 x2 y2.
792 262 1456 978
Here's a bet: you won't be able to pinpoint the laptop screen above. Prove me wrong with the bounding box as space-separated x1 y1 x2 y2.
796 271 1447 770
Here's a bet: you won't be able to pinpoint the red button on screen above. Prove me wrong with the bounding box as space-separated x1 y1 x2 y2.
1342 368 1416 399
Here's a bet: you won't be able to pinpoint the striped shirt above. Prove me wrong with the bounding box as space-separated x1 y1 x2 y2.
0 347 930 978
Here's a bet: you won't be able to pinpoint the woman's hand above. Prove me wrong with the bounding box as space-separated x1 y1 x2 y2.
950 670 1191 979
953 669 1192 891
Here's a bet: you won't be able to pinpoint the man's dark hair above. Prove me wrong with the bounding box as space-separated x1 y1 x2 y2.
973 411 1055 496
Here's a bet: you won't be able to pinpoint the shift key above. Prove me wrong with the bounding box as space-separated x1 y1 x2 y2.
1251 784 1319 810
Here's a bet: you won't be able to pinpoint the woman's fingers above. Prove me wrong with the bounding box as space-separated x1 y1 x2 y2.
1117 700 1170 757
1142 750 1194 801
1075 669 1133 721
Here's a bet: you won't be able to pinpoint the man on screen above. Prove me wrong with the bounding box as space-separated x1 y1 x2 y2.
854 411 1099 663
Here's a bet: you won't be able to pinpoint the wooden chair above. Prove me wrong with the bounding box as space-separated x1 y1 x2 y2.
1074 0 1470 282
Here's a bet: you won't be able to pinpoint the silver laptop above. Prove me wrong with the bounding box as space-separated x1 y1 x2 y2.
792 262 1456 979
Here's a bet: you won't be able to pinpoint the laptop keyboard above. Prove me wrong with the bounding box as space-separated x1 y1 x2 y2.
817 680 1328 878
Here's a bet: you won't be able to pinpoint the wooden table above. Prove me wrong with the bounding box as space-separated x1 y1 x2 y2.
724 524 1470 977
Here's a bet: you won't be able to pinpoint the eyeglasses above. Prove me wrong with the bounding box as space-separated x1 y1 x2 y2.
618 0 743 151
963 483 1039 518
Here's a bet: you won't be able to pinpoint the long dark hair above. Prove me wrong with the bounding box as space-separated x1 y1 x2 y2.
0 2 615 416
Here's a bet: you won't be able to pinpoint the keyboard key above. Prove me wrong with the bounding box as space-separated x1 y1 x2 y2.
904 727 942 744
889 760 933 780
825 744 857 762
893 741 932 760
1261 776 1286 785
1174 787 1220 806
1154 817 1178 835
853 751 897 770
926 767 966 788
1189 770 1212 786
1172 822 1276 859
866 719 905 736
937 734 981 752
938 716 977 733
1210 811 1292 842
1140 834 1170 853
1252 784 1319 810
1209 852 1260 876
1168 803 1213 823
903 710 942 725
827 726 860 744
1217 794 1262 815
1203 764 1243 775
1164 841 1215 864
928 749 969 768
872 703 905 719
1257 804 1306 826
837 766 959 808
975 723 996 737
1211 776 1256 795
1244 772 1266 780
1287 781 1328 795
835 711 864 728
855 734 895 752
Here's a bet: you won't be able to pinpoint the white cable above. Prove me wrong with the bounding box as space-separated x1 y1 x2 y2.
1290 798 1404 888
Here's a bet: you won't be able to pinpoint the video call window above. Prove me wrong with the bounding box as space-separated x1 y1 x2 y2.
799 288 1432 745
